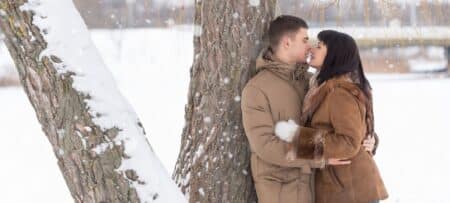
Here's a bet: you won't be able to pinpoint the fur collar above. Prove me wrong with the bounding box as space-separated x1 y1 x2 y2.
300 73 369 126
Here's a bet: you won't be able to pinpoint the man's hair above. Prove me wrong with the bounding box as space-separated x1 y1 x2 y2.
267 15 308 51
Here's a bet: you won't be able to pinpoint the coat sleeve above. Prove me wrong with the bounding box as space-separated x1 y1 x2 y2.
241 85 325 169
299 88 365 160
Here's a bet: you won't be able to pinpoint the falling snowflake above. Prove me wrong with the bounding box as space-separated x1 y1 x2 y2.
228 152 233 159
165 18 175 27
58 149 64 156
203 116 212 123
223 77 230 84
198 188 205 196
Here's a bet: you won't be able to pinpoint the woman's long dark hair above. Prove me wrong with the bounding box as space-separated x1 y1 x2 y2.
316 30 372 98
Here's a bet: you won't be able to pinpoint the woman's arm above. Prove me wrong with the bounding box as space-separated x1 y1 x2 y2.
298 88 365 160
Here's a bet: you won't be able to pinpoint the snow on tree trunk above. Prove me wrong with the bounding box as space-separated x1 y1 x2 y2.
173 0 277 202
0 0 185 202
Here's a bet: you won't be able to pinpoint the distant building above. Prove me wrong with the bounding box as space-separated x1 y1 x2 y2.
71 0 449 29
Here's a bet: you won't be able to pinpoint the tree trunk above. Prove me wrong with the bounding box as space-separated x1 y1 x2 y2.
0 1 184 202
447 46 450 75
173 0 277 202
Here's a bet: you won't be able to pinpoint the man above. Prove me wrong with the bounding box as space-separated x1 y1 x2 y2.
241 15 376 203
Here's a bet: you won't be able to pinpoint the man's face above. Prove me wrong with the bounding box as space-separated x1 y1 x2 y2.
286 28 310 64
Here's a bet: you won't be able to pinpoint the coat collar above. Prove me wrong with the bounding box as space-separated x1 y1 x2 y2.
300 73 361 125
255 48 308 82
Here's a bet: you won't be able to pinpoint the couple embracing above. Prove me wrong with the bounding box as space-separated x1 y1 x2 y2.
241 15 388 203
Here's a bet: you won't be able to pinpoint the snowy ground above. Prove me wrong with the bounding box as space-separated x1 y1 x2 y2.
370 77 450 203
1 28 450 202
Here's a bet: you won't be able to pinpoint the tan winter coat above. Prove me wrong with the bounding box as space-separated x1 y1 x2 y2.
298 74 388 203
241 49 325 203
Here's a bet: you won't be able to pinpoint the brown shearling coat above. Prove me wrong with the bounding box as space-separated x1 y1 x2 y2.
298 75 388 203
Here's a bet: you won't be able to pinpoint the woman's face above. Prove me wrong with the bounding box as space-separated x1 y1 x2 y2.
309 41 327 69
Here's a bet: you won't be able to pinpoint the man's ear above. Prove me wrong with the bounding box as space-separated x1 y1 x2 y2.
280 35 290 49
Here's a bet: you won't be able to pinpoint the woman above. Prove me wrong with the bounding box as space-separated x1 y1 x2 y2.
297 30 388 203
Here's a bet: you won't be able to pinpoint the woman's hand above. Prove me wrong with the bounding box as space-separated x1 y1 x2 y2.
327 158 351 165
363 135 376 152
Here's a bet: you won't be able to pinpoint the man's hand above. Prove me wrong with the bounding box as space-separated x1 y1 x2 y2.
327 158 351 165
363 135 376 152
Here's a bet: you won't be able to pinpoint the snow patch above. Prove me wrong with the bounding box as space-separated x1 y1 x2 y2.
84 126 92 132
249 0 260 7
193 24 202 37
56 129 65 139
92 142 111 154
0 10 6 17
198 188 205 197
181 172 190 186
193 144 204 164
75 131 87 149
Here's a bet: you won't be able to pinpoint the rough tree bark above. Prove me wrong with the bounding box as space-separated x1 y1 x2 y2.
173 0 277 202
0 1 183 202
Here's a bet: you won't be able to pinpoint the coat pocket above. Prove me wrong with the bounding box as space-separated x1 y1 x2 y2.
329 167 345 190
253 155 287 182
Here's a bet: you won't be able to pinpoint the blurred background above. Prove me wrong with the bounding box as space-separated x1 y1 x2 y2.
0 0 449 202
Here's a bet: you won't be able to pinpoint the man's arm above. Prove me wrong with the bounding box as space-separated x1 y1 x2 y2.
241 85 324 169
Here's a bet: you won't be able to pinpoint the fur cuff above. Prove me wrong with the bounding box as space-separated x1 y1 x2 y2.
297 127 325 160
